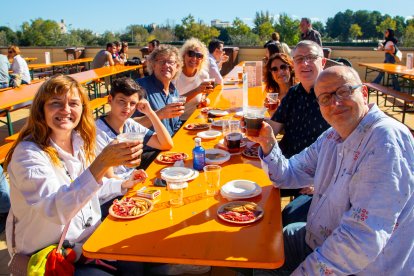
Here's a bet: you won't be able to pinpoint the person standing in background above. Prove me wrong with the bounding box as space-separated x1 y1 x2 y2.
372 28 401 91
299 17 322 46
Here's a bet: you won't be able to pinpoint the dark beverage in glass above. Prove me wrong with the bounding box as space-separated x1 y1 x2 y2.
225 132 242 153
244 115 264 137
267 102 277 110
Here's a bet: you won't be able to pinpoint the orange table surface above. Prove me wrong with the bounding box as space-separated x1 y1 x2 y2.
359 62 414 76
83 65 285 269
70 65 143 84
28 58 93 70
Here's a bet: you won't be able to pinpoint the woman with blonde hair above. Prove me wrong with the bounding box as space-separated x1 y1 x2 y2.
7 45 31 84
174 37 213 120
4 75 145 274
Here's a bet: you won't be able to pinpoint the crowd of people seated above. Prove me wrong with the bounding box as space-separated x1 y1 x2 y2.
1 25 413 276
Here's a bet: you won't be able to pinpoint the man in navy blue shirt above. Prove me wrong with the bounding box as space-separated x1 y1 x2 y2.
133 45 184 136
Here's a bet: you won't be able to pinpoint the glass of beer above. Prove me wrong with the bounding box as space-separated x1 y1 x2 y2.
222 120 242 153
243 106 266 137
265 93 279 110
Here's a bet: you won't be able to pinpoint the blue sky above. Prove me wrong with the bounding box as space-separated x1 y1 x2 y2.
2 0 413 33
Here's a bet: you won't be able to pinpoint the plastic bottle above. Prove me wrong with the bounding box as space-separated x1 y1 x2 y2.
193 138 205 171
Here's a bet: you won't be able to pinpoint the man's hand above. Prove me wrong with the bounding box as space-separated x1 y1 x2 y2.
157 103 184 119
240 118 277 155
299 186 314 195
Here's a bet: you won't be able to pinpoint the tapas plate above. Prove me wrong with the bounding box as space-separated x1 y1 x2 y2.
205 149 231 165
157 152 188 164
109 197 153 219
233 111 244 118
217 201 264 224
197 130 222 139
184 123 210 131
211 120 225 128
242 144 260 159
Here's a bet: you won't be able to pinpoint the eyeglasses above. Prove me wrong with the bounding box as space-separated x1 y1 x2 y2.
316 84 363 106
155 59 177 66
293 54 320 64
187 50 204 59
270 64 289 72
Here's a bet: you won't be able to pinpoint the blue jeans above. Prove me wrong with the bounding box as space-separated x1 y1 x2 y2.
372 53 400 91
252 223 312 275
282 195 312 227
0 82 8 89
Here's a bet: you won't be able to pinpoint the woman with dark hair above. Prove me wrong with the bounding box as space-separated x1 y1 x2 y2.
263 53 296 112
263 41 282 64
373 28 400 90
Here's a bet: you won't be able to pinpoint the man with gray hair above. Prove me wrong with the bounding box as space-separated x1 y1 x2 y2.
245 65 414 275
133 45 184 136
300 17 322 46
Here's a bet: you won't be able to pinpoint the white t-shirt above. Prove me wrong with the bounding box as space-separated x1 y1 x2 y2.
95 117 154 179
174 69 209 120
11 55 31 84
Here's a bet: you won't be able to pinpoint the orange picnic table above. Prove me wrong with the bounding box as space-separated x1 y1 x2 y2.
28 58 94 78
82 64 285 269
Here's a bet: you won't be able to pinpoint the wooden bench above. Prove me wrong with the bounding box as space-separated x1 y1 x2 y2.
0 142 14 165
89 96 108 118
365 82 414 123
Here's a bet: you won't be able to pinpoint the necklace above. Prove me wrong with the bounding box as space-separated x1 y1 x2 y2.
61 159 92 228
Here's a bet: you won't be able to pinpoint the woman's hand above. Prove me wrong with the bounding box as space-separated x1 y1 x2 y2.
197 82 214 94
121 169 148 189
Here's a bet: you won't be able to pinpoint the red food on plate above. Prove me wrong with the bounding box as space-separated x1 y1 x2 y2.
111 197 152 218
132 169 148 182
185 123 209 130
158 152 188 163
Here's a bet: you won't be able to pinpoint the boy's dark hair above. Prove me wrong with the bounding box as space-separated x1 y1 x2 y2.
106 42 114 49
208 39 224 54
113 41 121 47
110 77 144 99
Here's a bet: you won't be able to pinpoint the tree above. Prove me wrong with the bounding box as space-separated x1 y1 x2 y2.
0 26 18 45
274 13 300 46
174 15 219 44
0 31 7 46
257 21 274 42
19 18 64 46
326 9 353 40
376 17 396 35
97 31 120 46
253 11 275 34
312 21 325 37
349 24 363 40
148 27 176 44
227 18 259 46
403 24 414 47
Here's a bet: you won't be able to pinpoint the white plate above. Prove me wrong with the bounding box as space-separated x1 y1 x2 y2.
223 80 239 85
160 167 199 182
221 180 262 200
211 120 225 128
217 201 264 224
109 197 153 219
205 149 231 165
208 109 229 117
197 130 222 139
233 111 243 118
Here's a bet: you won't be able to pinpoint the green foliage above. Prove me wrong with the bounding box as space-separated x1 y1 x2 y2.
274 13 300 46
403 25 414 47
174 14 220 45
19 18 64 46
226 18 259 46
0 26 18 45
253 11 275 33
349 24 363 40
376 17 397 34
312 21 325 37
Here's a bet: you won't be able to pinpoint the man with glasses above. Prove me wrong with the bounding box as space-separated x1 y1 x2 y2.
207 39 229 85
133 45 184 136
268 41 330 224
245 65 414 275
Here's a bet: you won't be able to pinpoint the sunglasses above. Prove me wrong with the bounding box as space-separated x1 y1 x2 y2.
187 50 204 59
270 64 289 72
